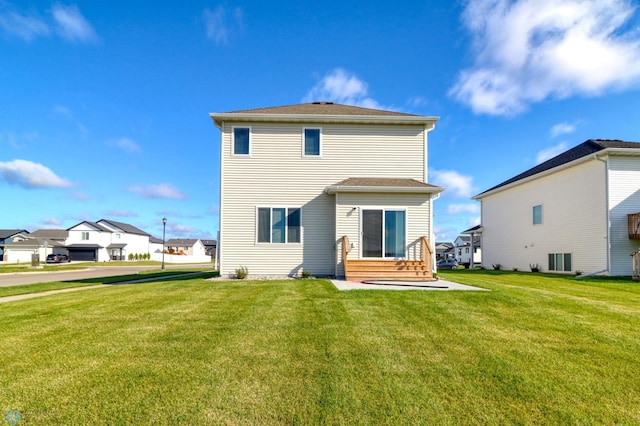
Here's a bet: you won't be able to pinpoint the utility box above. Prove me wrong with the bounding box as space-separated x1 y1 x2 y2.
31 253 40 267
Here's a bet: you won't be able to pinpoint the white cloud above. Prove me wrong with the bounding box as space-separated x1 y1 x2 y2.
430 169 476 198
43 217 62 226
129 183 187 200
0 159 73 189
536 141 569 163
203 5 243 45
169 223 198 236
447 203 481 215
110 137 141 154
0 6 49 40
550 122 576 138
450 0 640 115
51 3 97 42
303 68 385 109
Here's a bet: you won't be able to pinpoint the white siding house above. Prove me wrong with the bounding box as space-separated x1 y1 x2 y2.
474 139 640 276
210 102 443 279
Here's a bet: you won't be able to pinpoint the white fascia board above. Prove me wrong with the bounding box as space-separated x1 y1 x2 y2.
210 113 439 128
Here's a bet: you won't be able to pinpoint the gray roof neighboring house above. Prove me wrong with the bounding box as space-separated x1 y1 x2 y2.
68 221 112 232
150 236 163 244
4 238 64 248
166 239 201 246
476 139 640 197
29 229 69 240
98 219 151 236
225 102 420 117
0 229 29 240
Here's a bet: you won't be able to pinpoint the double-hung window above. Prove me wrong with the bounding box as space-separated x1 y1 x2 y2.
233 127 250 155
362 209 406 258
303 128 321 156
257 207 301 243
81 232 89 241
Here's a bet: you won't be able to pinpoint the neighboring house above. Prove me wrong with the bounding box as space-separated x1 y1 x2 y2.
435 242 454 261
150 236 164 254
201 239 217 258
474 139 640 276
29 229 69 244
3 238 65 263
210 102 443 280
166 239 207 256
66 219 151 261
453 233 482 267
0 229 30 262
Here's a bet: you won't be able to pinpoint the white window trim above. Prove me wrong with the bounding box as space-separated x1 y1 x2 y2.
255 206 302 245
359 207 408 259
302 127 322 158
232 126 251 156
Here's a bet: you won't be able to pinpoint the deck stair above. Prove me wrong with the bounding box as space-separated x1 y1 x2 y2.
345 259 432 281
341 235 434 282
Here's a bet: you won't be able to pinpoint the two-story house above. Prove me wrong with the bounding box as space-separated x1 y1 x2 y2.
210 102 443 280
474 139 640 276
66 219 151 261
0 229 29 262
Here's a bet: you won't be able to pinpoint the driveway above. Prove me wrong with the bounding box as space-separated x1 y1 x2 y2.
0 264 214 287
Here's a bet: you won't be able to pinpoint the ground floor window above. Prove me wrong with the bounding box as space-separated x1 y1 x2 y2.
257 207 301 243
548 253 572 272
362 209 406 258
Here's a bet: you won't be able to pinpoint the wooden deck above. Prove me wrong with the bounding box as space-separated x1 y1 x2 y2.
342 235 434 282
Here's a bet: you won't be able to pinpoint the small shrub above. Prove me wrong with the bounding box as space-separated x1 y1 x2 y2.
530 263 541 272
492 263 502 270
300 270 312 279
128 253 134 261
513 267 519 272
235 266 249 279
134 253 139 261
575 270 583 276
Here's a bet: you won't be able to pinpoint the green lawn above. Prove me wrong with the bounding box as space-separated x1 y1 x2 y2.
1 271 639 424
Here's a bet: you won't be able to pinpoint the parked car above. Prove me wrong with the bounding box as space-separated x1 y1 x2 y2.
437 259 458 269
46 254 70 263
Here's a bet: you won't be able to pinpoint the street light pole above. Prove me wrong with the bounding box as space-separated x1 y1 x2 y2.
162 217 167 270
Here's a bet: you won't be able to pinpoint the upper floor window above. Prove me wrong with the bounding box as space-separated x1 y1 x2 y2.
81 232 89 240
303 128 321 156
257 207 301 244
533 204 542 225
233 127 250 155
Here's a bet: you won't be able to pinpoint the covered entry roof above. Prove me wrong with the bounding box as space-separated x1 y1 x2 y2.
325 177 443 194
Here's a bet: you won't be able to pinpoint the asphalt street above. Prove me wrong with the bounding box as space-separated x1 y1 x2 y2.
0 264 214 287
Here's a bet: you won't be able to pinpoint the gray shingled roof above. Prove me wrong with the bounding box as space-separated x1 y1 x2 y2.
225 102 418 117
325 177 443 194
166 238 200 246
98 219 151 236
30 229 69 239
0 229 28 239
477 139 640 197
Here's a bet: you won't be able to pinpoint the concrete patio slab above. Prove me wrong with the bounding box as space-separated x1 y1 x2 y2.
330 278 489 291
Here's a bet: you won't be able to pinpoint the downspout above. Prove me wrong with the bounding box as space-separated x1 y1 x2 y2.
595 154 610 275
469 232 475 269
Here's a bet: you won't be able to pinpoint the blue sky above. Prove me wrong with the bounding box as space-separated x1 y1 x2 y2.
2 0 640 242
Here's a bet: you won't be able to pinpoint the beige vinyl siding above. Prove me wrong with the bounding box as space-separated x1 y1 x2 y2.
607 155 640 275
334 192 431 277
219 122 428 277
481 160 607 274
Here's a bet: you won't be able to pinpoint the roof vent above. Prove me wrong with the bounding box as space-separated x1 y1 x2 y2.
312 101 334 105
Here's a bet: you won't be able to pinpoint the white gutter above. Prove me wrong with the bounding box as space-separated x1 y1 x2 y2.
210 113 439 127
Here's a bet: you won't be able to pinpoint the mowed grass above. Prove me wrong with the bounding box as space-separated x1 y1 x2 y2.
0 272 639 424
